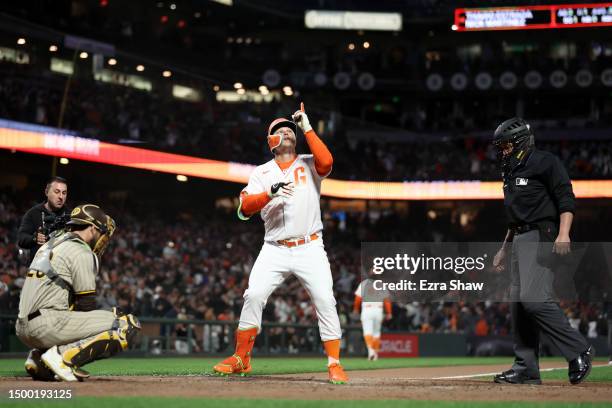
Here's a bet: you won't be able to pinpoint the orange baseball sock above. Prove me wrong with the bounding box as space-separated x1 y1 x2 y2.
323 339 341 366
372 337 381 352
364 335 374 350
235 327 257 363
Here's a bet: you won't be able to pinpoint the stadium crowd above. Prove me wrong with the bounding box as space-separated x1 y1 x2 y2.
1 192 608 353
2 62 612 182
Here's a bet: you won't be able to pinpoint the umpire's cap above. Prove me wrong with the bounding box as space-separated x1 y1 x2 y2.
67 204 114 235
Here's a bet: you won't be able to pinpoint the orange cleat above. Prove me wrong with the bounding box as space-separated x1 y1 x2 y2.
213 354 252 376
328 363 348 384
212 327 257 376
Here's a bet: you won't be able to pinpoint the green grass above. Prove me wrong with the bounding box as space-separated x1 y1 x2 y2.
1 397 611 408
540 365 612 382
0 356 543 377
1 356 609 380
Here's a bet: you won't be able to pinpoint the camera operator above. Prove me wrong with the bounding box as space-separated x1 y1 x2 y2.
17 177 70 263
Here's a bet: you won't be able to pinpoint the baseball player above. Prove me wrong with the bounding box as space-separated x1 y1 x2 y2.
213 103 348 384
15 204 140 382
353 278 392 360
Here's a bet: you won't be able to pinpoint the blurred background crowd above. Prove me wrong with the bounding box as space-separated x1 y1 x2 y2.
1 192 609 345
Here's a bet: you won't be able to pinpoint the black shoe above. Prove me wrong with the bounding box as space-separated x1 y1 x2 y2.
568 347 592 385
494 369 542 385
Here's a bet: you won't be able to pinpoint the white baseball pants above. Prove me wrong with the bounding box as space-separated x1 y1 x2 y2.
238 239 342 341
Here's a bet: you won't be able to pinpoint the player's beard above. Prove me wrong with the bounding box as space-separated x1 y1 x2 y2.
275 137 296 158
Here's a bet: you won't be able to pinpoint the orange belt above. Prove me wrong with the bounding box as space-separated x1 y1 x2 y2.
277 233 319 248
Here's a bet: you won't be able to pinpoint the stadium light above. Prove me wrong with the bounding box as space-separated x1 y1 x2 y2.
108 58 117 66
49 45 58 52
233 82 243 89
136 64 145 72
79 51 88 59
17 38 26 45
363 41 370 49
59 157 69 165
213 85 220 92
162 70 172 77
348 43 355 51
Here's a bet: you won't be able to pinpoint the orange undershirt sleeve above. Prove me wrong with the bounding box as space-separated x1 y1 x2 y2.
384 299 392 315
240 191 271 216
353 295 362 314
304 130 333 176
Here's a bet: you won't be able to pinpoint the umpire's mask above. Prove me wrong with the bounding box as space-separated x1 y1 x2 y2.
66 204 117 257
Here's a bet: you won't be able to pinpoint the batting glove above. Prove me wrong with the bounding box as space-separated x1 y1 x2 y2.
292 102 312 133
269 181 293 199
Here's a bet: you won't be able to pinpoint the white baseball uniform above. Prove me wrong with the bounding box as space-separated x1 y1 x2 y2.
354 279 386 337
237 154 341 341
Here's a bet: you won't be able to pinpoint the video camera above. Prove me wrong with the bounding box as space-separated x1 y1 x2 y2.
42 213 71 238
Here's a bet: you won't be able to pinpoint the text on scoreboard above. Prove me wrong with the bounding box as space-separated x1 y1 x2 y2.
454 3 612 31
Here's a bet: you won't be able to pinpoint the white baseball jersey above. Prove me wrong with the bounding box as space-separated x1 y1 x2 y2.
355 279 388 311
240 154 327 242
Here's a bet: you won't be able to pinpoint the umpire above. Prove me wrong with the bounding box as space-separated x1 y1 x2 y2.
491 118 591 385
17 177 70 263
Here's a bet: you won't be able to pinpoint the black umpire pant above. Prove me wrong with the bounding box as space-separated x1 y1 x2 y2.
510 229 589 377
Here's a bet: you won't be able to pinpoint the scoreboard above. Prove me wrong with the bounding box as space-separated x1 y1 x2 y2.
454 3 612 31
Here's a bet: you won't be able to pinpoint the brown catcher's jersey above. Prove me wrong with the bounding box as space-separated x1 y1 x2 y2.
17 233 99 319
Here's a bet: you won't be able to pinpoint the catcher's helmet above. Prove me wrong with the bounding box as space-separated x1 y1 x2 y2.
267 118 297 152
492 117 534 175
67 204 116 256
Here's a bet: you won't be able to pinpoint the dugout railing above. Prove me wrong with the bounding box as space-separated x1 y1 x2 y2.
2 315 609 357
0 315 368 356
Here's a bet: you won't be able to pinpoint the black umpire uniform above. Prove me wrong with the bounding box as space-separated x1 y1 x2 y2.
492 118 591 385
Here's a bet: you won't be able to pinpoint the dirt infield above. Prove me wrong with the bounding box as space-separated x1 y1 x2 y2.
1 362 611 402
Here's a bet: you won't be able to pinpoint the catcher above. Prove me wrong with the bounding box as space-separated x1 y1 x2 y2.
15 204 140 382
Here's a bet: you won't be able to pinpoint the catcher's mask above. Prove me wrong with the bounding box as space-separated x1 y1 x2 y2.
492 117 535 176
267 118 297 152
66 204 116 257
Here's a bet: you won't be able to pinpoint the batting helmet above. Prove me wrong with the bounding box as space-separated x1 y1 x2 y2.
267 118 297 152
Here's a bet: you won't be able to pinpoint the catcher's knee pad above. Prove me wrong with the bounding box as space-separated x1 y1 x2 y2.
62 314 141 368
116 313 141 345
